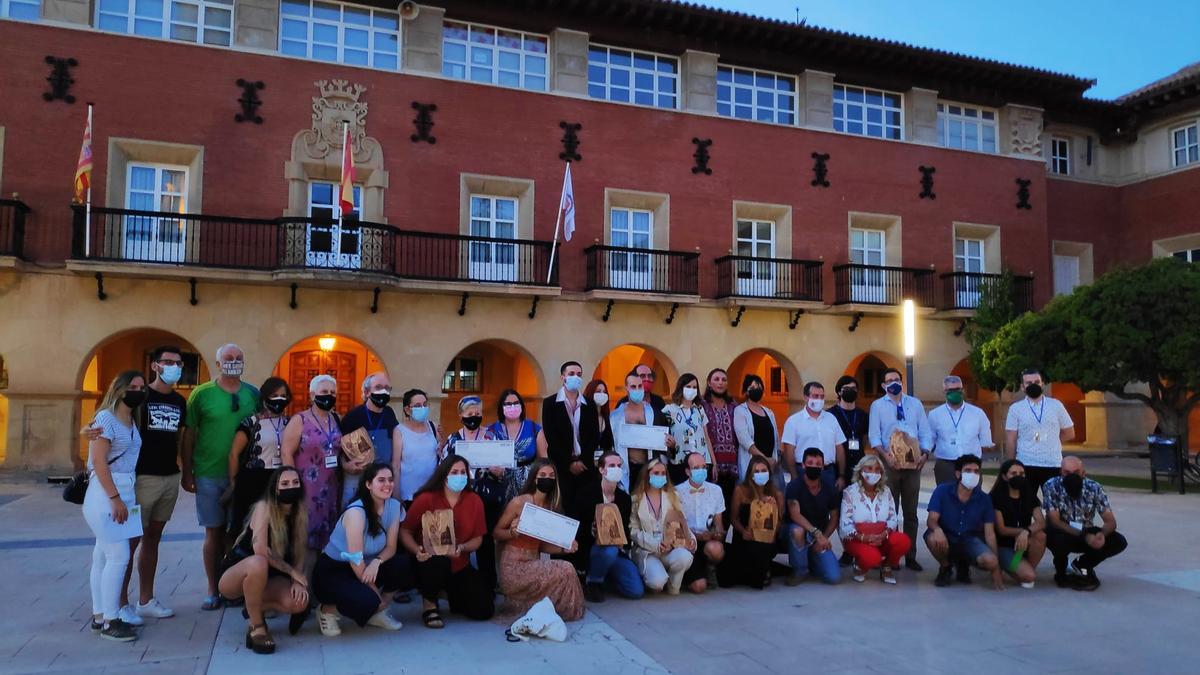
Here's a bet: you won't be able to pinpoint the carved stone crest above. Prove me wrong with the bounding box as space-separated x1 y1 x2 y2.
300 79 378 164
1009 106 1043 157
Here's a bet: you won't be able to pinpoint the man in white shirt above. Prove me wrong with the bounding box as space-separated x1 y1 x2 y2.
675 452 726 594
1005 369 1075 495
782 382 847 488
928 375 994 486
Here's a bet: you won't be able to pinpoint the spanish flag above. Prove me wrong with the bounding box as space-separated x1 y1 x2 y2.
338 122 355 217
73 105 93 204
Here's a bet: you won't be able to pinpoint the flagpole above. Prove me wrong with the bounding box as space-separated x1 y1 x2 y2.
84 103 93 257
338 121 348 236
546 161 569 285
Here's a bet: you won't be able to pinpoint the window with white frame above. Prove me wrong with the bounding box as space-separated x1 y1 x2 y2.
834 85 902 139
123 163 188 263
1173 247 1200 263
1050 136 1070 175
716 66 796 125
850 228 885 266
735 218 776 295
608 207 654 290
96 0 233 46
442 21 547 92
1171 122 1199 167
280 0 400 69
587 45 678 109
1 0 40 21
306 181 361 268
848 227 887 303
937 103 997 152
467 195 518 281
955 237 985 273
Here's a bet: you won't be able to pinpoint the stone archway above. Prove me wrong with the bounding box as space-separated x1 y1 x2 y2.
438 339 545 429
592 343 678 403
272 333 388 418
844 350 904 405
727 347 803 420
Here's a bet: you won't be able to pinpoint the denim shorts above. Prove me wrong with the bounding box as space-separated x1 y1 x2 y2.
997 547 1025 573
925 531 992 566
195 476 230 529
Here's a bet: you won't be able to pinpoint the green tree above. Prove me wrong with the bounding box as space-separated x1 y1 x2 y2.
965 269 1027 392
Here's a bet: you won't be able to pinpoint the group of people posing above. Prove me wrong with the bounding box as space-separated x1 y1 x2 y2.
80 345 1129 651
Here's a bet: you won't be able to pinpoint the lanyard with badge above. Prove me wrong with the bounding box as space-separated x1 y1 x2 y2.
314 412 338 468
946 404 964 447
1028 399 1045 442
365 408 387 433
841 408 861 452
267 416 285 468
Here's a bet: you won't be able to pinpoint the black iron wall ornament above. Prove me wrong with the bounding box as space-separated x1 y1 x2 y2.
94 272 107 300
665 302 680 324
188 277 199 306
730 304 746 327
559 122 582 162
289 283 298 310
811 152 830 187
691 138 713 175
1016 178 1032 210
370 287 381 314
919 166 936 199
411 102 437 143
43 56 78 103
234 79 264 124
789 309 805 330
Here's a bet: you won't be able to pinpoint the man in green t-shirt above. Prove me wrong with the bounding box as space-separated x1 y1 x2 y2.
182 343 258 610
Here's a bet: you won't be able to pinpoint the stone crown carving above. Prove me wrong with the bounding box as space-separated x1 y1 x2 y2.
302 79 377 164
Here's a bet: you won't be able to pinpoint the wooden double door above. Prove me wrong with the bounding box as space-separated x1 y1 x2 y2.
288 350 357 417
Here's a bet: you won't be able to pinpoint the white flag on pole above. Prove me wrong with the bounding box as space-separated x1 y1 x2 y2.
560 162 575 242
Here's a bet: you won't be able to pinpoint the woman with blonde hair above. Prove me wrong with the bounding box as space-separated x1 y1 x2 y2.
717 455 783 589
82 370 147 642
629 457 696 594
839 455 910 584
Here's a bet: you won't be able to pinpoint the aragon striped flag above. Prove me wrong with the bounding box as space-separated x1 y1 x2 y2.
338 122 355 217
73 106 93 203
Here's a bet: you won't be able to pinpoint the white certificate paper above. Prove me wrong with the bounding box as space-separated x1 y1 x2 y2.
516 501 579 550
455 440 516 469
102 505 144 540
619 424 669 451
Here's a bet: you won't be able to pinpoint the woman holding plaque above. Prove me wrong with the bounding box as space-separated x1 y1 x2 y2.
717 455 783 589
493 459 585 620
662 373 715 486
573 451 643 602
733 375 780 482
839 455 910 584
281 374 342 554
629 458 695 595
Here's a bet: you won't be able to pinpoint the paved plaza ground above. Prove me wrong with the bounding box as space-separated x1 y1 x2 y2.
2 455 1197 674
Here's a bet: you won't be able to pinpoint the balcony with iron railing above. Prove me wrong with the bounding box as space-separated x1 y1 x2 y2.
0 199 30 260
584 245 700 298
831 263 936 309
714 255 824 305
938 272 1034 314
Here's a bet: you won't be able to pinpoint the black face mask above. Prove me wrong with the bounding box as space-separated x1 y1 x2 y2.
265 397 289 414
314 394 336 411
1063 473 1084 499
839 389 858 403
277 487 303 504
369 392 391 408
804 466 823 481
536 477 556 494
462 415 483 431
122 390 147 408
1008 475 1028 492
1025 383 1043 399
746 388 764 402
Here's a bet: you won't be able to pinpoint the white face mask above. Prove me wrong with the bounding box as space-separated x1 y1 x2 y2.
863 472 882 486
960 472 981 490
592 392 609 407
807 398 824 413
603 466 623 483
682 387 698 402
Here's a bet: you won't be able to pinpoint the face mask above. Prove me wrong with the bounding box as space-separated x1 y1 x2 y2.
604 467 623 483
690 468 707 485
804 466 823 481
122 390 147 408
746 388 764 402
536 477 556 494
807 398 824 413
159 364 182 386
863 472 882 486
447 474 468 493
1008 475 1028 491
503 403 523 421
314 394 336 411
564 375 582 392
1025 383 1043 399
461 415 483 431
628 389 645 404
369 391 391 408
960 472 981 490
265 396 289 414
648 474 668 489
277 487 303 504
1063 473 1084 499
946 390 964 405
885 382 903 397
839 389 858 403
410 406 429 423
752 471 770 486
683 387 698 402
220 360 244 377
592 392 609 407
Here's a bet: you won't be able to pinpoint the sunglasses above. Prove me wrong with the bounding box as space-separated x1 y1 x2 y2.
232 392 241 413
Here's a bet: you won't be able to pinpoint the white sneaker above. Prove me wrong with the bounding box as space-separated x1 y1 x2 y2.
366 610 403 631
318 610 342 637
1020 581 1036 590
136 598 175 619
117 605 145 627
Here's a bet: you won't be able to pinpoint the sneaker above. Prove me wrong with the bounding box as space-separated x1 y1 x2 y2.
117 605 145 627
955 562 972 585
881 567 897 585
584 583 606 603
935 566 953 587
1069 560 1100 590
136 598 175 619
90 616 103 633
666 584 681 596
100 619 138 642
1020 581 1036 590
852 565 866 583
366 610 403 631
1055 573 1079 589
318 610 342 637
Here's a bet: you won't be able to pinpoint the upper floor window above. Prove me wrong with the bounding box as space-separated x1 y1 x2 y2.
1050 136 1071 175
123 163 188 263
442 21 547 92
97 0 233 46
937 103 997 152
834 85 902 140
1172 122 1199 168
954 237 985 272
1 0 40 21
716 66 796 125
1173 247 1200 263
587 45 678 109
280 0 400 70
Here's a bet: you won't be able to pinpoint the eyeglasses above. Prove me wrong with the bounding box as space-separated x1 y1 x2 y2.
157 359 184 366
232 393 241 413
638 373 655 381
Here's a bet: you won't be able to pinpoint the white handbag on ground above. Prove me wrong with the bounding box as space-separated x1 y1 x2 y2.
508 597 568 642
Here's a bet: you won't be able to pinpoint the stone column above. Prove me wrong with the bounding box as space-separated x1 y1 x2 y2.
797 70 834 130
906 87 939 144
549 28 589 96
234 0 280 51
40 0 89 26
1082 391 1156 450
680 50 717 114
402 4 445 76
1001 103 1045 160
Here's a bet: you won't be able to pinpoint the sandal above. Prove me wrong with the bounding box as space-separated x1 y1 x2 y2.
422 609 445 629
201 595 223 611
245 623 276 655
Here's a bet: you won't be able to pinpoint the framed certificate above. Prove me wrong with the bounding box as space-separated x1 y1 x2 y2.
619 424 669 451
516 501 580 550
454 440 516 469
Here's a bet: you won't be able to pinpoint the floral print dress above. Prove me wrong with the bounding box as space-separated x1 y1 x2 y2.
295 411 342 550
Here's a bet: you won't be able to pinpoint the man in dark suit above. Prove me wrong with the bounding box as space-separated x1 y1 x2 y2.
616 364 667 415
542 360 600 500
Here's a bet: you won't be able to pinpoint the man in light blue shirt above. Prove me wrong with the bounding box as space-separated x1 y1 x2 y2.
868 367 931 571
928 375 994 486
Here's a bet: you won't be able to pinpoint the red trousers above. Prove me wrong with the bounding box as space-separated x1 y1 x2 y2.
844 532 911 571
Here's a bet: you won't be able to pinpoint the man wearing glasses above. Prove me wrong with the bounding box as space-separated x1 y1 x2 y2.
868 367 932 571
928 375 994 486
182 343 259 611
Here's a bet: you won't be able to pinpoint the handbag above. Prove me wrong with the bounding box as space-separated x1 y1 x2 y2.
62 450 127 505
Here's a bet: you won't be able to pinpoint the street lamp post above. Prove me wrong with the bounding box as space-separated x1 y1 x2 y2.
902 299 916 396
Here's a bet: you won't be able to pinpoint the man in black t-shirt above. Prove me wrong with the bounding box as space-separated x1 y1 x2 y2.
784 448 843 586
339 371 402 502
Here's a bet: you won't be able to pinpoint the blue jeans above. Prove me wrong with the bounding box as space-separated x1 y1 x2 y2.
587 545 645 598
786 524 841 584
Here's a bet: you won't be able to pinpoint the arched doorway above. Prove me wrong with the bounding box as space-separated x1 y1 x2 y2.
592 344 677 404
844 351 904 406
272 334 385 418
727 348 800 421
1051 382 1087 444
439 340 543 430
76 329 209 461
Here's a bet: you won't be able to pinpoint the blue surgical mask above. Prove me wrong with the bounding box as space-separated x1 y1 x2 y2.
628 389 645 404
885 382 903 396
410 405 429 423
752 471 770 486
446 474 468 493
648 475 668 489
159 364 182 386
564 375 583 392
604 467 623 483
690 468 707 485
